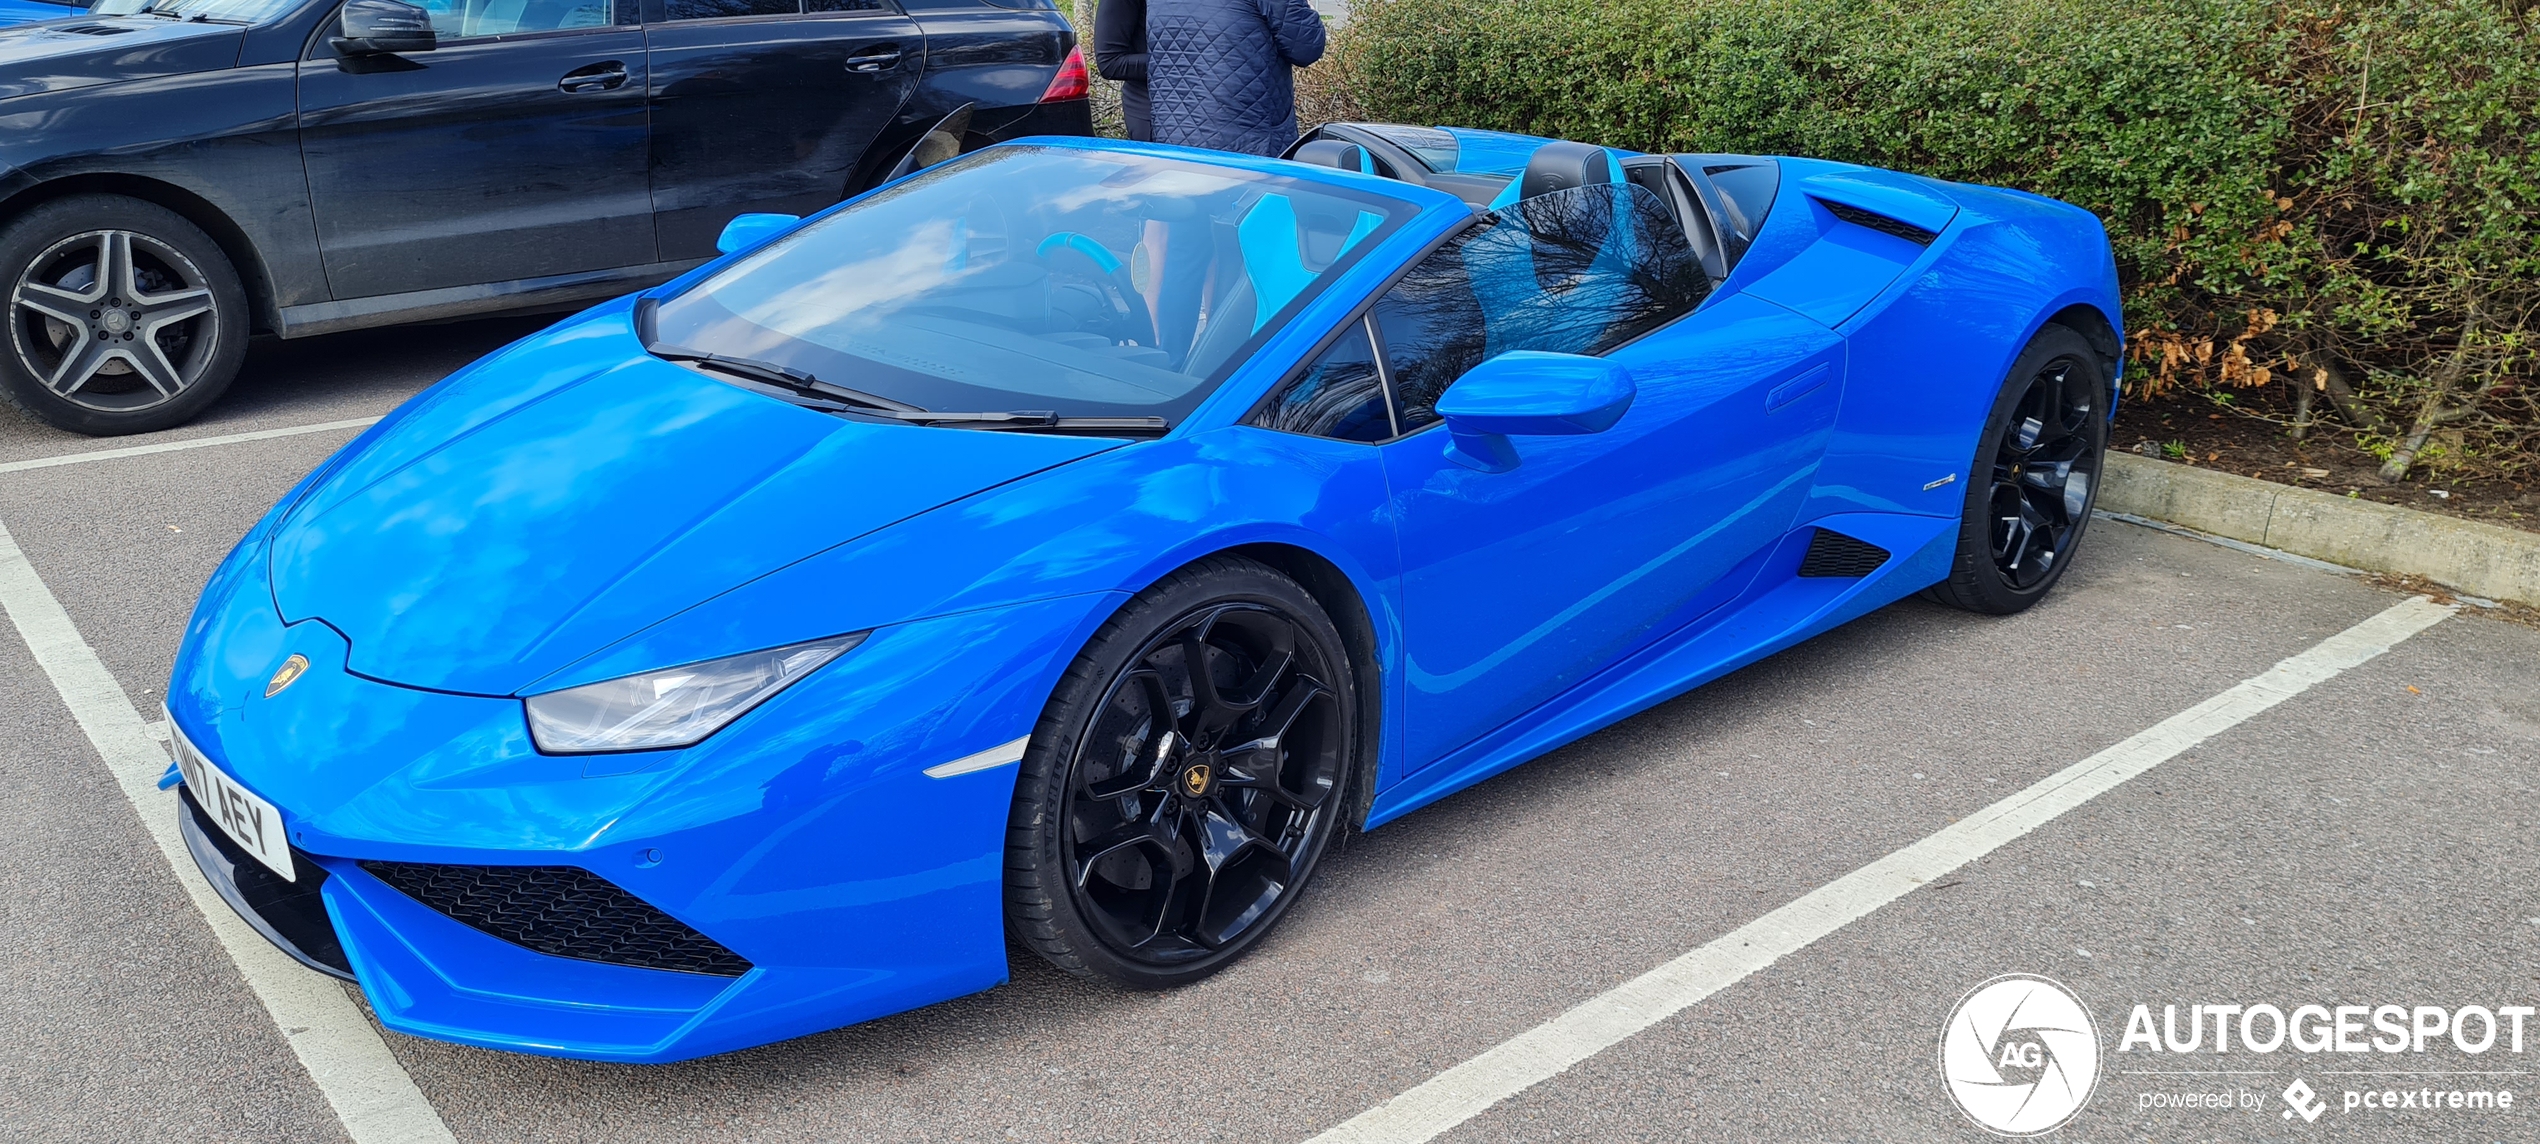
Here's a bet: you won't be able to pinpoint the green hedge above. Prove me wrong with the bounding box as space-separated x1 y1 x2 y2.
1311 0 2539 479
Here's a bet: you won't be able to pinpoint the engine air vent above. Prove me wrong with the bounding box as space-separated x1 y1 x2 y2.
54 23 135 35
1797 528 1892 578
1818 198 1938 246
360 861 752 977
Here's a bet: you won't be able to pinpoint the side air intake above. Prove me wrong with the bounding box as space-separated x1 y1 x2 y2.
1818 199 1938 247
361 861 752 977
1797 529 1891 578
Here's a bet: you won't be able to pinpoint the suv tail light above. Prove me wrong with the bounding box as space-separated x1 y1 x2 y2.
1041 46 1090 103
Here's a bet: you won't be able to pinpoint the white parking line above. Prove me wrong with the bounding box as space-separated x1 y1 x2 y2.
0 516 456 1144
1305 594 2456 1144
0 416 379 476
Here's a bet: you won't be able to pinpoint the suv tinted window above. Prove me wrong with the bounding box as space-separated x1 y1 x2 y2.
663 0 796 17
1250 317 1391 442
415 0 616 35
1372 182 1708 430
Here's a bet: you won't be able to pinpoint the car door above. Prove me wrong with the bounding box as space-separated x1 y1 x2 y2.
297 0 657 299
642 0 924 260
1373 183 1845 773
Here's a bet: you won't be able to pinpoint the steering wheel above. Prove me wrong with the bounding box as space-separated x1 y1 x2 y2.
1034 232 1156 349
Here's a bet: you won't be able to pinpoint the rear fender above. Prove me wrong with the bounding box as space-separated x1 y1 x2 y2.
1797 180 2120 525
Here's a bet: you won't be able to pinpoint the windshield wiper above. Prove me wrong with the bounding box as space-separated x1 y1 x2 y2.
647 343 923 414
134 2 245 20
861 410 1171 435
637 302 1168 437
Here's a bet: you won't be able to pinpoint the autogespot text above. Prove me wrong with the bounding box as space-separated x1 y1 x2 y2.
2116 1001 2534 1055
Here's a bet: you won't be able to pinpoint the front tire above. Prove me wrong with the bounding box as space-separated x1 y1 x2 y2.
1005 557 1357 989
1926 324 2109 615
1 195 249 436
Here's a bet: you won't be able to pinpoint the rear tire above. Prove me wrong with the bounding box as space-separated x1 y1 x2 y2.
1926 324 2109 615
0 194 249 436
1005 556 1357 989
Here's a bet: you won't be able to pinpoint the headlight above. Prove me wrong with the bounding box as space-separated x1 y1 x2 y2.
523 633 867 753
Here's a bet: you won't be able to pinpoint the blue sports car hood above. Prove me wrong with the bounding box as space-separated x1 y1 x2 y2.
0 17 241 102
268 309 1122 695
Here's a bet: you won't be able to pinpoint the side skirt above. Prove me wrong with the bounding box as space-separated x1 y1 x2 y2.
1363 512 1956 828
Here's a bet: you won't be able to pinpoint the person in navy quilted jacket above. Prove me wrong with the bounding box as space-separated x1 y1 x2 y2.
1146 0 1327 157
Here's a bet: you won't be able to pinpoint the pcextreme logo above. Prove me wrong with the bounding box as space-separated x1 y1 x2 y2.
2281 1079 2329 1123
1938 974 2102 1136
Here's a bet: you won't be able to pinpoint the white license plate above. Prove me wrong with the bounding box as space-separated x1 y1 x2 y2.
171 722 294 882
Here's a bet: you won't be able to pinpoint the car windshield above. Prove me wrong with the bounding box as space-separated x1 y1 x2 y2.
647 146 1419 428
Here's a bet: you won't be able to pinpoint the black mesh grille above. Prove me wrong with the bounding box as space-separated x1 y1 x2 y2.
1818 198 1938 246
360 861 751 977
1797 529 1892 578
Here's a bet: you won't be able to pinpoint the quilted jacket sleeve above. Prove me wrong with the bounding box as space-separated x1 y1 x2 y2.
1258 0 1325 68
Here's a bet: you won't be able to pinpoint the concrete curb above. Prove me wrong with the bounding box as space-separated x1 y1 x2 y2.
2096 452 2540 608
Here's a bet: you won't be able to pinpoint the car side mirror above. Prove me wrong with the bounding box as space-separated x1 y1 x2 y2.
716 213 801 255
1434 351 1636 473
332 0 437 56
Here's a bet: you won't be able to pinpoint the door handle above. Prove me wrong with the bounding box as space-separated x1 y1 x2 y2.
844 46 903 73
558 61 629 93
1765 363 1832 412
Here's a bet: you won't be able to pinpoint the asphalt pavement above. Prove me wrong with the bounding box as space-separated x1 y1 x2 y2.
0 316 2532 1143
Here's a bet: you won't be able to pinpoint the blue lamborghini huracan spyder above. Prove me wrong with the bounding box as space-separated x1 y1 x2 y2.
165 124 2122 1062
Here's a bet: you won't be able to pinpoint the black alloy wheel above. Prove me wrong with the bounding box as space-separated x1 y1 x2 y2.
1928 324 2109 614
0 195 248 436
1008 557 1356 987
1986 359 2100 589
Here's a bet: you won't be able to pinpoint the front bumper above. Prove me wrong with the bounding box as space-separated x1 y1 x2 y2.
180 804 767 1060
180 785 780 1057
178 784 352 980
168 586 1119 1062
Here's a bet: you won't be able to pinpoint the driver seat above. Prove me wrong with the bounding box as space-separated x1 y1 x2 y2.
1486 140 1621 209
1519 140 1616 199
1293 139 1372 175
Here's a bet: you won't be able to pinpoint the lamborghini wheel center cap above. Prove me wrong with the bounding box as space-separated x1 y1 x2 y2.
1178 762 1214 798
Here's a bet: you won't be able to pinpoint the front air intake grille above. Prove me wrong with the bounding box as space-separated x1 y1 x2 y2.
1818 198 1938 246
1797 529 1891 578
360 861 751 977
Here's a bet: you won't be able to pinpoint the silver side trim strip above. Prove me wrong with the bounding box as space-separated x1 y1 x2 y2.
923 735 1032 779
273 258 708 339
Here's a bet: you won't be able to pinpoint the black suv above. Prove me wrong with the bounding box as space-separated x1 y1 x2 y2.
0 0 1089 434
